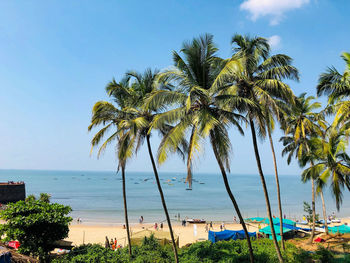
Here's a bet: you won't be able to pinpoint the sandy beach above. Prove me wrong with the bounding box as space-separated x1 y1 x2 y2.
65 222 257 248
65 218 350 248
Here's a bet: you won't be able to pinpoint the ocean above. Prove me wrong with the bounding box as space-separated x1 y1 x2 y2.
1 169 349 225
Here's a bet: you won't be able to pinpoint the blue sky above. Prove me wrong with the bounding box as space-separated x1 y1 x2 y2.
0 0 349 175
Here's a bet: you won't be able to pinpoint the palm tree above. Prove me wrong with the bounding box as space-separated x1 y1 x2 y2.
280 93 324 243
148 34 255 263
88 77 134 256
299 135 329 234
317 52 350 127
302 127 350 213
211 34 298 262
111 69 182 263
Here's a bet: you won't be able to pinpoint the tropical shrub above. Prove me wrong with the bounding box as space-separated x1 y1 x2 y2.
0 198 72 261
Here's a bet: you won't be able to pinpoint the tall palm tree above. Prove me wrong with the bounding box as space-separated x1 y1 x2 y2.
298 136 329 234
317 52 350 127
280 93 325 243
148 34 255 263
88 77 134 256
110 69 182 263
302 128 350 213
211 34 298 262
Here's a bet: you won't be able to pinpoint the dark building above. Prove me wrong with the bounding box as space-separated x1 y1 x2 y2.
0 182 26 204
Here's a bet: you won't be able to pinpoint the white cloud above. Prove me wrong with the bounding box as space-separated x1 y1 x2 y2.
267 35 281 49
240 0 310 25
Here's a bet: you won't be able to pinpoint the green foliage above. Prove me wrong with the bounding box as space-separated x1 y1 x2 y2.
25 193 51 203
39 193 51 203
303 201 319 223
313 246 334 263
25 194 36 202
51 244 130 263
0 199 72 260
52 237 350 263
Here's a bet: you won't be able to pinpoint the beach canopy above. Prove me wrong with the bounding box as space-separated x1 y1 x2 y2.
208 230 256 243
130 229 179 247
328 224 350 234
259 224 292 235
245 217 296 226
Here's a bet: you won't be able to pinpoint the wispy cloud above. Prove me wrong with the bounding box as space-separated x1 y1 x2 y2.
240 0 310 25
267 35 281 49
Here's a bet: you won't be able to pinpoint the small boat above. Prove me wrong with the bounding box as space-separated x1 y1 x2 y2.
318 219 331 224
298 221 308 225
186 219 206 224
331 219 341 223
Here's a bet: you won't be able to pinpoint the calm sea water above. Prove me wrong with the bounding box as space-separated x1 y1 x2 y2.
1 169 349 224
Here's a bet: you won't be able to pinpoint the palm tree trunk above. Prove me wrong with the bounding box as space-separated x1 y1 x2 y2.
306 158 316 244
146 135 179 263
249 119 284 263
308 177 316 243
121 163 132 256
320 189 329 235
210 133 254 263
267 128 285 250
186 126 196 189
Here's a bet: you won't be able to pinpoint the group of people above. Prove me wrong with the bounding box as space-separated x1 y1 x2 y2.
105 237 122 250
154 222 163 230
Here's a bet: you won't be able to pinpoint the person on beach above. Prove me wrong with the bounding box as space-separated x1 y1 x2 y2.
141 216 144 223
233 216 237 223
105 236 110 249
154 222 158 230
160 222 163 230
205 224 209 232
110 238 114 248
114 238 117 248
210 221 213 229
123 224 126 229
220 224 223 231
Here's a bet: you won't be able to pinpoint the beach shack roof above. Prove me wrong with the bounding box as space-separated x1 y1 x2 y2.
259 224 292 235
328 224 350 234
130 229 179 247
245 217 296 226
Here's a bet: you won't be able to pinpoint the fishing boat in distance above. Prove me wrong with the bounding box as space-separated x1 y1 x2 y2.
186 218 206 224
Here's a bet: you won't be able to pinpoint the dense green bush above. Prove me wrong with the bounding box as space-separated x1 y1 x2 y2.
53 237 350 263
0 198 72 262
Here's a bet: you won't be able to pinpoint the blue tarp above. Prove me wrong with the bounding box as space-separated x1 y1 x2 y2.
208 230 256 243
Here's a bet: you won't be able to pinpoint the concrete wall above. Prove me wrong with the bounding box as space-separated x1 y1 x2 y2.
0 183 26 204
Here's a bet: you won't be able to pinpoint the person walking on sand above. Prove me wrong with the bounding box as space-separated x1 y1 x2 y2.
210 221 213 229
154 222 158 230
105 236 110 249
160 222 163 230
205 224 209 232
